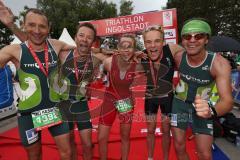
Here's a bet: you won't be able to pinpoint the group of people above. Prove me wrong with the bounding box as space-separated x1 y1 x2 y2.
0 1 233 160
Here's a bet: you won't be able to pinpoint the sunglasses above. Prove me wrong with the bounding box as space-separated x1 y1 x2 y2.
143 25 164 33
182 33 207 40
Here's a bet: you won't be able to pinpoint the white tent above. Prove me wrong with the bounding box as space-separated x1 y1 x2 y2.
59 28 76 46
10 35 21 44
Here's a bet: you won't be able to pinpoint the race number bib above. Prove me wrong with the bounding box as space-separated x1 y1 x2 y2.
114 98 133 113
31 107 62 131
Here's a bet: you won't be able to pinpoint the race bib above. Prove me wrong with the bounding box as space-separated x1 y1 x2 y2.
114 98 133 113
31 107 62 131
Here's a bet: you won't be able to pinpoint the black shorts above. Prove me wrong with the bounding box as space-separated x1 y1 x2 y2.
58 100 92 130
144 93 173 116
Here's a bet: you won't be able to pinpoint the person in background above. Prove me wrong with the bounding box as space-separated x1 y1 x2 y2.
0 64 15 119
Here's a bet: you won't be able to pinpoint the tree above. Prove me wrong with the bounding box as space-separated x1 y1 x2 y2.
37 0 118 38
166 0 240 41
0 22 13 48
119 0 134 16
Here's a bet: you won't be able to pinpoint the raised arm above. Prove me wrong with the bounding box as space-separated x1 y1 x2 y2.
0 44 21 68
0 0 27 41
49 39 76 57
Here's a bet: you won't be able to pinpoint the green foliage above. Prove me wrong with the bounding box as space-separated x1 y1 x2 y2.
119 0 134 16
166 0 240 42
37 0 118 38
0 22 13 48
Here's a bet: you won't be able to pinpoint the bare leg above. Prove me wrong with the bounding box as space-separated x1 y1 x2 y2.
172 127 190 160
98 124 111 160
195 134 213 160
120 123 132 160
53 133 72 160
161 115 171 160
69 129 77 160
79 128 93 160
25 141 42 160
146 114 157 159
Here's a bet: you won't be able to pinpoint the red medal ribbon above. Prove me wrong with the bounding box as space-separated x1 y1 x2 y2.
149 53 163 88
28 42 49 77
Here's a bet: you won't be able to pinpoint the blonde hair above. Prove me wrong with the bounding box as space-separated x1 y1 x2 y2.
142 25 164 39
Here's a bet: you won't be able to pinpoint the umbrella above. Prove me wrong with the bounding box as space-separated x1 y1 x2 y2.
206 36 240 52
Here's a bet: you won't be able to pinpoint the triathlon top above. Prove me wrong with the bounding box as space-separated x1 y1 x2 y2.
174 51 216 103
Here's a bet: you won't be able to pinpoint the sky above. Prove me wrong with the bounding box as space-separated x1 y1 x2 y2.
3 0 168 15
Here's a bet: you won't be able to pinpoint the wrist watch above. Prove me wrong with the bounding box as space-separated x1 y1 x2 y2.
208 101 218 119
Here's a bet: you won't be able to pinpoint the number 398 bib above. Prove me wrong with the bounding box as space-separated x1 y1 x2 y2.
31 107 62 131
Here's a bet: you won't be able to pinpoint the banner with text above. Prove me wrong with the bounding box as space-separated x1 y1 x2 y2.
80 8 178 44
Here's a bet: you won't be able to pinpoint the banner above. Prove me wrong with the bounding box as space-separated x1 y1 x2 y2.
80 8 178 44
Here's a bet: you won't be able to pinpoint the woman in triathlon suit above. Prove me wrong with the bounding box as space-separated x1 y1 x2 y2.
98 34 144 160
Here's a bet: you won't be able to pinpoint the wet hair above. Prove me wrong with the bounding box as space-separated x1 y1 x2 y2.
76 22 97 40
142 25 164 39
24 8 49 26
119 33 137 48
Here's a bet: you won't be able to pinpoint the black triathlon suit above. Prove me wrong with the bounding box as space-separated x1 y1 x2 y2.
141 45 175 116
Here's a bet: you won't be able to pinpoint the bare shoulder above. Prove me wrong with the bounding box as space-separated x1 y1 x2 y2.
211 53 231 77
103 56 112 72
173 50 184 69
168 43 184 56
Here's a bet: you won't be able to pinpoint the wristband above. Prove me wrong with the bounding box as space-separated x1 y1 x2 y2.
208 101 218 119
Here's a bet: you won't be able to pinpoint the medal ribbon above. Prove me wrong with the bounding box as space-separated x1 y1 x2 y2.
28 43 49 77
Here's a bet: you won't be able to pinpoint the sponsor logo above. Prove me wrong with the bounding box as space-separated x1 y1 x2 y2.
26 128 38 144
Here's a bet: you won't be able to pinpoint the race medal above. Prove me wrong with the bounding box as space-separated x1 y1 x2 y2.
114 98 133 113
31 107 62 131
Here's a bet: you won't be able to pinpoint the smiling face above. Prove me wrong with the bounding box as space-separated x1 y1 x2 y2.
23 11 49 48
118 36 135 62
143 30 164 62
181 32 208 56
75 26 95 55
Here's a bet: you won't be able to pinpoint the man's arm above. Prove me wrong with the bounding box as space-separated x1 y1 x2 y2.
212 54 233 116
0 45 20 68
168 43 184 56
0 0 27 41
194 54 233 118
102 57 112 72
49 39 75 57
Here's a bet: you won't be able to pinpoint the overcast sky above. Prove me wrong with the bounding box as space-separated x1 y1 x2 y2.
3 0 167 15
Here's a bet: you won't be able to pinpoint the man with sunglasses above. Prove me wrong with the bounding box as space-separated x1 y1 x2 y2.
141 25 183 160
171 19 233 160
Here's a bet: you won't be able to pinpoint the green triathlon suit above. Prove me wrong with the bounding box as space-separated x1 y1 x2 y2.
58 50 93 130
171 51 216 135
17 40 70 146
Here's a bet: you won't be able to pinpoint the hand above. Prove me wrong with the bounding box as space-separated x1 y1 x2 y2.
0 1 15 27
193 95 212 119
133 51 147 62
